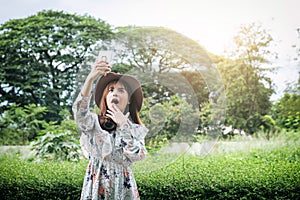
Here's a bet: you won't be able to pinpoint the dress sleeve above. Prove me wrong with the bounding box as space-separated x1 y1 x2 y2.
72 94 95 132
72 94 112 159
116 121 148 163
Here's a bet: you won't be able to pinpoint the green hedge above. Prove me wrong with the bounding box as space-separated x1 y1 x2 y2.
0 156 86 200
0 146 299 199
135 146 300 199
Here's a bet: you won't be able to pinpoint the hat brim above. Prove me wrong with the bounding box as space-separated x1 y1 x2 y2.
94 72 143 111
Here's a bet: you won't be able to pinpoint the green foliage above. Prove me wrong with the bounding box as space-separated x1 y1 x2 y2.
30 116 81 162
145 137 169 154
216 22 275 134
137 71 204 105
0 10 113 121
0 138 299 200
113 26 210 73
272 93 300 131
135 146 300 200
198 102 213 133
282 129 300 144
180 70 210 105
140 95 200 148
0 104 48 145
258 114 280 139
30 131 81 162
0 155 86 200
111 63 134 74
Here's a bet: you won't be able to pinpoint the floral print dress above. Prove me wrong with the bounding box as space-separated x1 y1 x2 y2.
72 95 148 200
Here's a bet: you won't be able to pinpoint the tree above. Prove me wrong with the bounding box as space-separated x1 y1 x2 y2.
102 26 215 105
272 93 300 131
0 10 113 121
216 22 275 134
112 26 211 72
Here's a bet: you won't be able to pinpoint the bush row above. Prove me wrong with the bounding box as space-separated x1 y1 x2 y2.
0 156 86 200
135 146 300 199
0 146 299 199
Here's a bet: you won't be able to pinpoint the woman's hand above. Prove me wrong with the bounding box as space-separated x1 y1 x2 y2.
86 60 111 82
106 104 130 127
81 60 111 97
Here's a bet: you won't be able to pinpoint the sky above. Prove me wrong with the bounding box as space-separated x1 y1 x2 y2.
0 0 299 100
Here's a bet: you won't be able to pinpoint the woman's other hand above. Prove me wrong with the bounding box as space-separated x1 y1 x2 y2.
106 104 130 127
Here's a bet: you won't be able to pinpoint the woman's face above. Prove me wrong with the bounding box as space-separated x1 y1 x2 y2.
106 82 130 113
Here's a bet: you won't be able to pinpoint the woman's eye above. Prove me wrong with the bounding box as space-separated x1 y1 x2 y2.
118 89 125 93
108 88 114 92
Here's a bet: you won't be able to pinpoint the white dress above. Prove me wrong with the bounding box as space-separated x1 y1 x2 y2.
72 94 148 200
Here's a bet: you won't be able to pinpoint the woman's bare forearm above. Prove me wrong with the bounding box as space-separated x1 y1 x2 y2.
81 77 94 97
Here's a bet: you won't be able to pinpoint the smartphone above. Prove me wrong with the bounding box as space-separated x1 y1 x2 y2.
97 50 114 63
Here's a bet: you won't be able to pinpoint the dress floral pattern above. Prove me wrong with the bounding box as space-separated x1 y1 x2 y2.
72 94 148 200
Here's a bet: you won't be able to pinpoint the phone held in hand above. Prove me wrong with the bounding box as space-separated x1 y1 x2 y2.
97 50 114 63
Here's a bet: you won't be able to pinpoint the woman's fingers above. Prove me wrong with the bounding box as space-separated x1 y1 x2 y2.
95 60 108 65
93 62 111 76
97 67 111 76
106 109 114 115
106 107 129 126
106 113 113 119
113 103 119 111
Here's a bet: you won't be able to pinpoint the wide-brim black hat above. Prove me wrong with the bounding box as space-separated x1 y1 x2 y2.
94 72 143 111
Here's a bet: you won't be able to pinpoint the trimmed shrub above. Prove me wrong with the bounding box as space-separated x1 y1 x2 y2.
0 145 299 199
134 146 300 200
0 156 87 200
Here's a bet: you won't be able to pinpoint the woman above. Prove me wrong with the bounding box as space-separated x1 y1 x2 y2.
72 59 148 200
